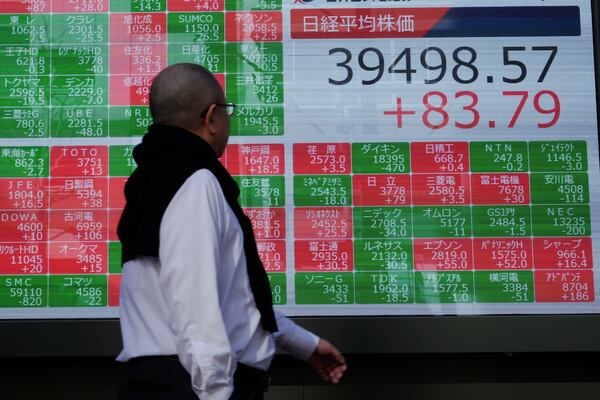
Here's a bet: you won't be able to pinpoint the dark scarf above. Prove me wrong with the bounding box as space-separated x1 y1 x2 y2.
117 124 278 333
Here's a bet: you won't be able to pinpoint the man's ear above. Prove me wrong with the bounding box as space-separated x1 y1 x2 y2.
203 104 218 136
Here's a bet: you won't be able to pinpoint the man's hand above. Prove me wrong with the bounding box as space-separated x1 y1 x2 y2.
307 339 347 384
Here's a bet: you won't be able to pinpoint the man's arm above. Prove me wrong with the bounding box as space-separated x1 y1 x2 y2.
273 312 347 383
158 170 235 400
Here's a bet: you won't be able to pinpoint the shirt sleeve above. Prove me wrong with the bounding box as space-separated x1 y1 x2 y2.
272 310 319 361
158 170 235 400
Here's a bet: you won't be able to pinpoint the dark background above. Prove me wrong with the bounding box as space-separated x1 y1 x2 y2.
0 353 599 399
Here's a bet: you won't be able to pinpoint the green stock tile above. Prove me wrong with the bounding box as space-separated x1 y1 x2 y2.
230 105 283 136
529 141 587 172
109 106 152 137
51 75 108 107
474 271 534 303
0 146 49 177
532 205 591 237
50 107 108 138
168 43 224 73
0 14 50 45
353 207 411 239
413 206 471 238
109 242 122 274
469 141 528 172
293 175 351 207
225 0 282 11
0 45 50 75
109 145 137 177
295 272 354 304
0 275 47 307
167 13 224 43
234 175 285 207
225 42 283 74
472 206 531 237
415 271 474 303
111 0 166 12
51 14 109 44
49 275 107 307
530 173 589 204
0 76 49 107
355 272 414 304
0 108 48 139
354 239 413 271
351 142 410 174
51 45 108 75
268 273 286 305
226 73 283 105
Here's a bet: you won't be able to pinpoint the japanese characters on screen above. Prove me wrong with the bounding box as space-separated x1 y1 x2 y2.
0 0 598 317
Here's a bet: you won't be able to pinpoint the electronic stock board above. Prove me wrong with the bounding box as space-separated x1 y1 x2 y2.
0 0 598 330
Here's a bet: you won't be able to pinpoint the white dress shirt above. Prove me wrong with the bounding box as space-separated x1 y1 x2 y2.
117 169 319 400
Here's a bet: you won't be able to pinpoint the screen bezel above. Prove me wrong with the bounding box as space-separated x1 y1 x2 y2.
1 0 599 357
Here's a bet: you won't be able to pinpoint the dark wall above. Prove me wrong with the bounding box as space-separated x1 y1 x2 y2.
1 353 599 400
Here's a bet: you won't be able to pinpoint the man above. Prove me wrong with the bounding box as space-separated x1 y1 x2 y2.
116 63 347 400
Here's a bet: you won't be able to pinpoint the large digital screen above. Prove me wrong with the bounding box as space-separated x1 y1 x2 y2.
0 0 598 319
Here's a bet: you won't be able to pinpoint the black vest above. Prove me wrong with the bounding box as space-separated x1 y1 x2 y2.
117 124 278 333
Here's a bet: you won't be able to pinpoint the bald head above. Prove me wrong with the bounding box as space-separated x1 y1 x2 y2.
149 63 223 130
